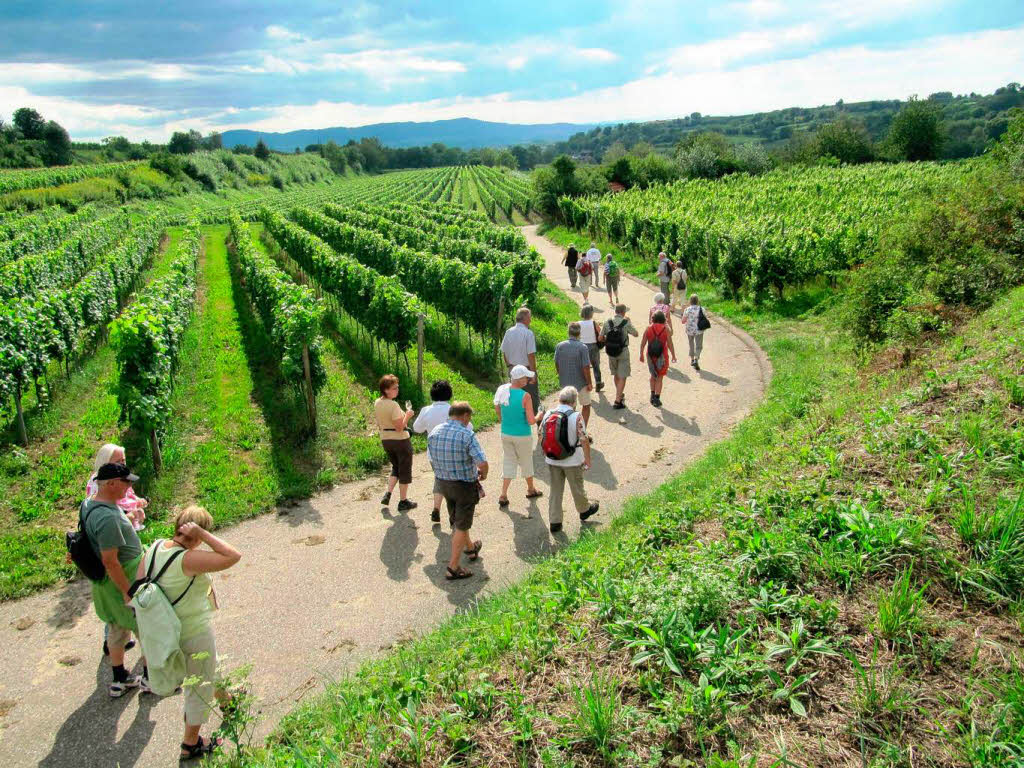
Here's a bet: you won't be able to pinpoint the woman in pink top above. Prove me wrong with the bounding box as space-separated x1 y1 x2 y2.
87 443 148 530
648 292 675 334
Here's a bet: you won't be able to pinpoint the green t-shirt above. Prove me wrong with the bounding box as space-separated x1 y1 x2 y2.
82 499 142 566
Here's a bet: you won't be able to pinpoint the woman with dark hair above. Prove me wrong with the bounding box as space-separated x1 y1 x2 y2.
639 310 676 407
375 374 416 511
413 379 467 523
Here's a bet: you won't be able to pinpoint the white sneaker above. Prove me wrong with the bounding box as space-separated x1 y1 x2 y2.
108 674 141 698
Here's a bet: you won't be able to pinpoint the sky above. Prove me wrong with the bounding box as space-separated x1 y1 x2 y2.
0 0 1022 141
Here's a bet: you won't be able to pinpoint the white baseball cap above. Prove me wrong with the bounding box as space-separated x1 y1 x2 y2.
509 364 535 380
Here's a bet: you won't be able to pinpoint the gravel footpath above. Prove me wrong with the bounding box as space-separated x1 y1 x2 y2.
0 225 769 768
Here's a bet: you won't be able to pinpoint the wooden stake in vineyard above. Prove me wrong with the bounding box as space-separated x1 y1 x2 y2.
416 313 425 395
494 294 505 375
302 344 317 435
150 430 163 474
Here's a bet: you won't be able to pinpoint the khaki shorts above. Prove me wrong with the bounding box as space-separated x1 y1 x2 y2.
578 387 592 407
106 623 132 649
501 433 535 478
607 352 630 378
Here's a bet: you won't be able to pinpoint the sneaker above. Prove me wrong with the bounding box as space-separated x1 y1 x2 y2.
139 675 153 694
596 381 605 392
694 361 701 371
580 503 600 522
649 393 656 405
690 359 696 368
550 522 563 534
380 491 391 506
430 508 440 524
108 674 142 698
613 400 626 410
653 395 662 407
397 499 418 512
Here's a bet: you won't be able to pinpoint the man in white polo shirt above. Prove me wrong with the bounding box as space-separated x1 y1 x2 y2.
585 243 602 289
500 306 540 409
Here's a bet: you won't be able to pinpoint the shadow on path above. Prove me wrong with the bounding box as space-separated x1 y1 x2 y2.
504 505 554 562
47 580 93 630
39 659 158 768
379 509 420 582
699 369 731 386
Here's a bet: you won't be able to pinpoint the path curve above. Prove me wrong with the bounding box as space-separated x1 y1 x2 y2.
0 226 769 768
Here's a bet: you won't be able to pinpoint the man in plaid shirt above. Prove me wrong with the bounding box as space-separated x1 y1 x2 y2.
427 401 489 580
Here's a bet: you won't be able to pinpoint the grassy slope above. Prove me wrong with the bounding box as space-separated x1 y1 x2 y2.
219 286 1024 768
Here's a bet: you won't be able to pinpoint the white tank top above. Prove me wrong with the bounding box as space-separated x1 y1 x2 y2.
578 320 598 345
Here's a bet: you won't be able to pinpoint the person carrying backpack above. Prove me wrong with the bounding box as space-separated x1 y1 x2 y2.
72 461 148 697
576 254 593 301
562 244 579 289
657 252 673 297
682 293 710 371
540 387 599 534
670 262 688 310
639 310 676 407
134 505 241 762
601 304 639 409
605 253 622 306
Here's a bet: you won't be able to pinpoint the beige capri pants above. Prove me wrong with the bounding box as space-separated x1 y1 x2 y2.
181 627 218 726
501 434 535 478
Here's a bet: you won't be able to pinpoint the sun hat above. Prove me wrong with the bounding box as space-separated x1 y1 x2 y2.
509 364 535 380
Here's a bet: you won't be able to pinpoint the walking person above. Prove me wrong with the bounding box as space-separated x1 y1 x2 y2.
500 307 540 410
578 304 605 393
682 294 709 371
576 254 594 302
639 310 676 407
657 252 673 297
427 402 488 580
82 462 148 697
562 243 580 289
540 387 599 534
649 292 675 334
554 322 594 436
494 365 542 507
605 253 622 306
413 380 472 524
135 506 241 762
602 304 639 410
375 375 417 511
670 262 688 311
586 243 602 289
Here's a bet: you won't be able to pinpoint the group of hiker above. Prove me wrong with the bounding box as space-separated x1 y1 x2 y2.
68 242 712 762
70 445 239 761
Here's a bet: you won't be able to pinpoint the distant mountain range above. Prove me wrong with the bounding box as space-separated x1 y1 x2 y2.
220 117 595 151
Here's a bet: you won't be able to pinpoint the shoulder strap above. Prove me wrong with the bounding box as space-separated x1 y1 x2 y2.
147 544 197 606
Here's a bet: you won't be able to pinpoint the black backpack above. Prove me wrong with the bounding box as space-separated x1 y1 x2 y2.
648 328 668 359
604 318 627 357
67 501 111 582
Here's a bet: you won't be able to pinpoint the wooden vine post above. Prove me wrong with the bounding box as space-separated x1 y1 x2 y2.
150 430 163 474
302 344 317 435
416 313 425 395
13 387 27 446
494 294 506 375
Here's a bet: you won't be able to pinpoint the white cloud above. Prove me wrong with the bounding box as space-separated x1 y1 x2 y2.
656 23 820 73
266 24 304 42
575 48 620 64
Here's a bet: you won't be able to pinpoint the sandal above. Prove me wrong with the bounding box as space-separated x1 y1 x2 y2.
464 540 483 561
446 566 473 580
180 735 222 761
525 490 544 499
498 496 510 507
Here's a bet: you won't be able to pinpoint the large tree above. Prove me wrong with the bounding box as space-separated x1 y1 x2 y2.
815 118 874 164
168 129 201 154
886 97 944 161
254 138 271 160
13 107 45 140
41 120 72 166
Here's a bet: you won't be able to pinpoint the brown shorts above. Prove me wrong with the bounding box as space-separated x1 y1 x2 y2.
437 479 479 531
382 438 413 484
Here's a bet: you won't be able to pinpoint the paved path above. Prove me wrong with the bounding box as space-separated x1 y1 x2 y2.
0 226 770 768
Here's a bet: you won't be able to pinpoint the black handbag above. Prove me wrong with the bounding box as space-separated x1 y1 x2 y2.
697 307 711 332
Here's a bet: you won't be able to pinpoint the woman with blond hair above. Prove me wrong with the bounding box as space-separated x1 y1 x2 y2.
87 443 148 530
137 506 241 762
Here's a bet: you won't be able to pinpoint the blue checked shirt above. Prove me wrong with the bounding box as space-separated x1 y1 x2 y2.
427 419 486 482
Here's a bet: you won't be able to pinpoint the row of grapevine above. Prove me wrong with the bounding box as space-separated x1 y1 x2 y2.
259 208 424 353
228 210 326 431
0 210 133 301
109 221 201 470
558 161 973 297
321 203 542 303
0 161 144 195
290 206 514 340
0 214 165 443
0 204 101 268
366 201 527 254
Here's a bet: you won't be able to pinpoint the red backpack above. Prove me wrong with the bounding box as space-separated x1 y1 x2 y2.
542 411 577 460
577 259 592 277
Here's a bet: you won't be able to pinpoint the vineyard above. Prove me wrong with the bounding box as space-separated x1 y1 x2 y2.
0 164 562 599
558 161 975 297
